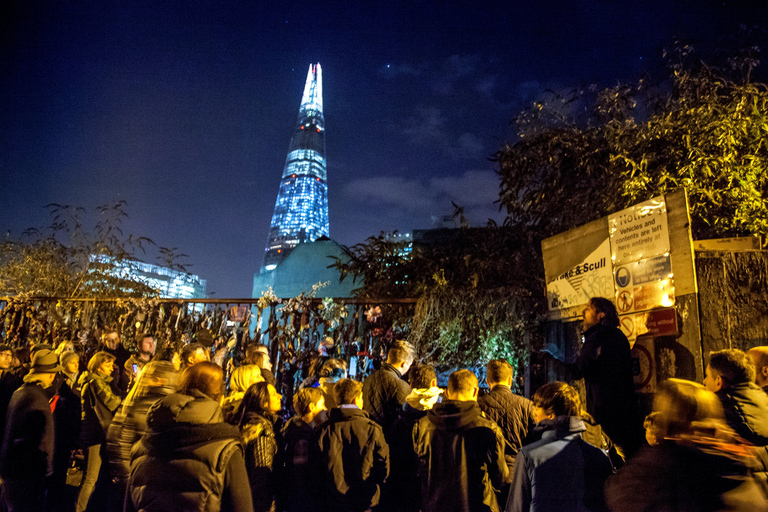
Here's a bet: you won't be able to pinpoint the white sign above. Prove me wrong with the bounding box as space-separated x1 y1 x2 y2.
547 238 613 312
609 196 669 265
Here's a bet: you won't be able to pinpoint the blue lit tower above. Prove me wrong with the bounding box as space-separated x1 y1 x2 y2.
262 63 329 272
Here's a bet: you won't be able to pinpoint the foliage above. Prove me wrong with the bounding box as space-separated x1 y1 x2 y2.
0 202 191 298
495 41 768 243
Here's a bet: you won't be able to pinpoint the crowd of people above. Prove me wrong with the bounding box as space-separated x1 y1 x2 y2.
0 296 767 512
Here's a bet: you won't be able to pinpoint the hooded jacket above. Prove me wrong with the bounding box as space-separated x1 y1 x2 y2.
413 399 509 512
126 391 253 512
240 412 279 512
313 406 389 512
506 416 613 512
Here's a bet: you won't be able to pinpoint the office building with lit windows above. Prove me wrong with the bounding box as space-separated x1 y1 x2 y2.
261 63 329 272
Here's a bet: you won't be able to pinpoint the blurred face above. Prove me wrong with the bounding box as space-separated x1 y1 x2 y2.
266 384 282 412
582 301 604 331
0 351 12 370
140 337 156 355
256 348 270 367
310 396 327 415
103 332 120 350
533 405 554 423
98 359 114 376
190 348 209 366
703 365 722 393
66 358 80 374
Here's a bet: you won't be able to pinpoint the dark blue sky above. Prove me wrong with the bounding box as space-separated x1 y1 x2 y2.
2 1 765 297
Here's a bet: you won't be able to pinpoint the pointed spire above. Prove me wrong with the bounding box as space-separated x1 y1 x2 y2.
300 63 323 114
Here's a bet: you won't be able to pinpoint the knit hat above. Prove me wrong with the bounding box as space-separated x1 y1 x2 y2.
29 349 64 374
60 351 79 370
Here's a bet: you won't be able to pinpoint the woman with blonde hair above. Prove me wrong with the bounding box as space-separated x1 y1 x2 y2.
605 378 768 511
222 364 264 423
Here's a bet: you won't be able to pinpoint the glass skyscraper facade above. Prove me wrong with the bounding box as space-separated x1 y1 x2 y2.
262 63 329 272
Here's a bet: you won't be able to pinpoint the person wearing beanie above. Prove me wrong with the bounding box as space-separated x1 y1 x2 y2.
0 348 62 512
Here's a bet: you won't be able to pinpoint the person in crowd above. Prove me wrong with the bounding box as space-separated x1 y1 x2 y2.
383 364 442 512
76 351 122 512
313 378 389 512
317 358 347 409
280 388 327 512
11 347 30 378
413 369 508 512
180 342 210 372
55 340 76 358
48 353 82 512
299 354 325 390
605 379 768 512
222 364 264 423
126 361 253 512
643 412 661 446
98 327 131 398
106 360 179 507
573 297 640 456
704 348 768 491
505 381 612 512
237 382 283 512
246 344 276 387
0 343 22 449
479 359 536 507
124 333 156 388
154 345 182 371
0 349 62 512
747 346 768 394
60 351 81 393
363 341 413 436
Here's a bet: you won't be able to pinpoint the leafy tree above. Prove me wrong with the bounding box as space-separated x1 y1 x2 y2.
496 40 768 243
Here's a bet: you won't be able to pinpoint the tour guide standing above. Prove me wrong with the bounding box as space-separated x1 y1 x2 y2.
574 297 639 456
0 348 63 512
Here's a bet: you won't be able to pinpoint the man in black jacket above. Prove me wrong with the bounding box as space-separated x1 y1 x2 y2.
0 348 63 512
478 359 535 508
574 297 639 456
413 369 509 512
314 379 389 512
0 344 22 449
363 342 413 436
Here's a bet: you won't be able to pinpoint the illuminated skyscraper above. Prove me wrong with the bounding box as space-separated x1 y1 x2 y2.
261 63 329 272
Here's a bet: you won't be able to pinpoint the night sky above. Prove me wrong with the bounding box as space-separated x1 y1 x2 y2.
2 1 765 297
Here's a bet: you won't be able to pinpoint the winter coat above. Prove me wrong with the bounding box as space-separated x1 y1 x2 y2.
478 385 536 470
413 399 509 512
605 432 768 512
280 416 318 512
716 382 768 492
126 390 253 512
363 363 410 434
0 369 22 449
106 384 175 484
384 387 443 512
0 380 55 479
506 416 612 512
79 370 121 447
313 406 389 512
240 412 279 512
574 323 639 452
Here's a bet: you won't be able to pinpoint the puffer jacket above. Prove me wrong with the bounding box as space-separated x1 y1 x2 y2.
127 390 253 512
506 416 613 512
79 370 121 447
241 412 279 512
717 382 768 492
605 428 768 512
363 363 410 434
106 384 175 484
413 399 509 512
313 406 389 512
478 385 536 469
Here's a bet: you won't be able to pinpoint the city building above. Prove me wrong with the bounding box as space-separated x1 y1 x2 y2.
95 256 207 299
261 63 329 272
